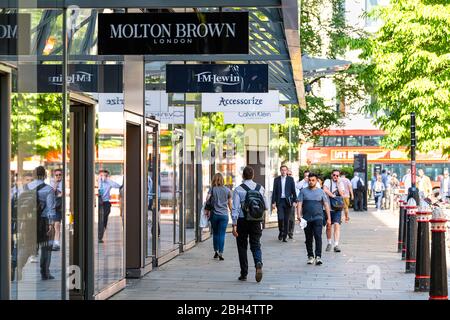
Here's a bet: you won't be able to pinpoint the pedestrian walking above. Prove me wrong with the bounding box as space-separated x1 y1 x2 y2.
351 172 364 212
373 175 385 211
24 166 57 280
417 169 432 198
98 169 122 243
340 172 353 222
271 165 297 242
287 169 296 239
50 169 63 251
323 170 346 253
232 166 266 282
205 173 232 261
439 169 450 200
296 173 331 265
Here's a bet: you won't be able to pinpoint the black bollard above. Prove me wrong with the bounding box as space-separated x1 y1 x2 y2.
414 210 431 292
429 215 448 300
402 203 408 260
398 200 406 253
405 205 417 273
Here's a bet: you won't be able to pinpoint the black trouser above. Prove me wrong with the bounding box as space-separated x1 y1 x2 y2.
40 243 52 277
353 189 363 211
236 218 263 277
99 200 111 240
304 219 323 258
288 205 295 237
276 199 291 239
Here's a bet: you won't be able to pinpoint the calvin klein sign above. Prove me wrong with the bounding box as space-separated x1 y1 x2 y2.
98 12 248 55
166 64 268 93
14 64 123 93
0 14 31 55
224 107 286 124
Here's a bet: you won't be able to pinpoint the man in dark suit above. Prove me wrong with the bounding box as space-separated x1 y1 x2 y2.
272 165 297 242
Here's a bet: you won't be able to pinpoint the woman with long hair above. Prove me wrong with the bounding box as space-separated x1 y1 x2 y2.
205 173 232 260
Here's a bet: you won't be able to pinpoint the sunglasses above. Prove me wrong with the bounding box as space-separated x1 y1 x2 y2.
332 174 339 177
55 174 62 176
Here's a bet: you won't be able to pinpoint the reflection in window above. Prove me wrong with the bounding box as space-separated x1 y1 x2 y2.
363 136 382 146
346 135 363 147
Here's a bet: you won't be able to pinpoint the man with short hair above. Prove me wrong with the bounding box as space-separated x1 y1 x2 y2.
297 173 331 265
26 166 57 280
98 169 122 242
340 172 353 222
323 170 345 253
271 165 297 242
351 172 364 212
232 166 266 282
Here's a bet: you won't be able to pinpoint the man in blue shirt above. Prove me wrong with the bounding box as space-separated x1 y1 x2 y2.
232 166 266 282
26 166 56 280
98 169 122 242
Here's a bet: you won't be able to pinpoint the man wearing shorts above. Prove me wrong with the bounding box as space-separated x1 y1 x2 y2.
340 172 353 223
323 170 346 253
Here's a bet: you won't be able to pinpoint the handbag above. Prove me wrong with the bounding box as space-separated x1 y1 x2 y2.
329 180 344 211
205 187 215 220
199 205 209 228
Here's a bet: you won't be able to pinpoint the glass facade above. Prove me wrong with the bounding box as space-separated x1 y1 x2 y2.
0 4 300 300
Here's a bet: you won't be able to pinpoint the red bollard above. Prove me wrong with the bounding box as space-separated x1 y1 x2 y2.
414 209 431 292
405 205 417 273
429 212 448 300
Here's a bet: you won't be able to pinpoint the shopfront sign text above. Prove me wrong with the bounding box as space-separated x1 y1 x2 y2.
98 12 248 55
224 107 286 124
166 64 268 93
14 64 123 93
0 14 30 55
202 90 279 112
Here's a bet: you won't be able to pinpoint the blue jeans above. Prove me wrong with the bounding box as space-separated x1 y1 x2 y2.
375 192 383 209
210 214 229 253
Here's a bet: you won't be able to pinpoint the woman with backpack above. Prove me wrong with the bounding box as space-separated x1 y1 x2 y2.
205 173 232 261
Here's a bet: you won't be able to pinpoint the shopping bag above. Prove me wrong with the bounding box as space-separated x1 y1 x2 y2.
199 205 209 228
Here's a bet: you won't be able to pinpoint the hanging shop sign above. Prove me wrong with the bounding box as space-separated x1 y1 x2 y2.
0 14 31 55
147 107 195 124
223 107 285 124
166 64 268 93
98 12 248 55
14 64 123 93
202 90 280 112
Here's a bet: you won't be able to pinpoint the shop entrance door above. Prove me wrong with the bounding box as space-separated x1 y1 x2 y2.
156 129 183 265
68 94 95 300
145 119 159 267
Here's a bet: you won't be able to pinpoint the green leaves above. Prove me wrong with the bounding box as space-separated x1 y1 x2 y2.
351 0 450 156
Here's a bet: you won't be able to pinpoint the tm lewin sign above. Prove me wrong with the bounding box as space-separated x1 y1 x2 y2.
98 12 248 55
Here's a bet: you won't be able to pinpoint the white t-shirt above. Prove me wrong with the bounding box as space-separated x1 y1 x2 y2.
324 179 345 195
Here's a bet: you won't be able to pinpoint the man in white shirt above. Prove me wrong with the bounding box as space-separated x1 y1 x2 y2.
440 169 450 200
323 170 346 253
402 169 412 191
351 172 364 212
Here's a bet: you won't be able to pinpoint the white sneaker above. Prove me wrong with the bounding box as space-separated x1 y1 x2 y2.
315 256 323 265
30 255 39 263
307 256 315 264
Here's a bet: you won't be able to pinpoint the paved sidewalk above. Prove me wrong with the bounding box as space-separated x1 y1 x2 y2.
112 209 450 300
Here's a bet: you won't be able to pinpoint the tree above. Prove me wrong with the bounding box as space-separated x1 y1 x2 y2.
351 0 450 156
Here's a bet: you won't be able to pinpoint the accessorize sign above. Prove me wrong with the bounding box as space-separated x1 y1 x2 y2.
14 64 123 93
166 64 268 93
147 107 195 124
0 14 31 55
223 107 286 124
201 90 280 112
97 12 248 55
